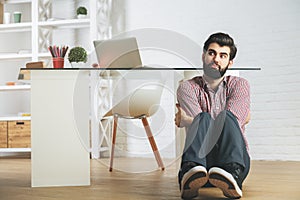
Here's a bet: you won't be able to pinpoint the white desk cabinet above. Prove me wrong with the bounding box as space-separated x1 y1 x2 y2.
31 70 90 187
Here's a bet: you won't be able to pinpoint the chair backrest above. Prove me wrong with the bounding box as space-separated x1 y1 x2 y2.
103 70 165 118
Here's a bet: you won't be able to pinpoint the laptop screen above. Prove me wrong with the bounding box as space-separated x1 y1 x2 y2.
93 37 142 68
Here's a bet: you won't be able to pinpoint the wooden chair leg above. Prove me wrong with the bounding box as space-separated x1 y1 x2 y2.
109 115 118 172
141 117 165 170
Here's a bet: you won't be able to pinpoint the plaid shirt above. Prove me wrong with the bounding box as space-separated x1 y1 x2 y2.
177 75 250 149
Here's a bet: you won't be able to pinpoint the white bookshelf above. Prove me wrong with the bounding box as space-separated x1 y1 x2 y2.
0 22 32 32
0 84 31 152
0 84 30 120
0 0 31 4
0 0 111 154
38 18 90 29
0 0 98 62
0 84 30 91
0 148 30 152
0 116 30 121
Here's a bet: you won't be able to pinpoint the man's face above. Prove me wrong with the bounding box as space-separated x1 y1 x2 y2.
202 42 233 79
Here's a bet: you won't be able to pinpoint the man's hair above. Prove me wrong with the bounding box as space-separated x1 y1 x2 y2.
203 32 237 60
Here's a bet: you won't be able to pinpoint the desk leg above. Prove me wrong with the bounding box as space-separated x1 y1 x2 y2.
31 70 90 187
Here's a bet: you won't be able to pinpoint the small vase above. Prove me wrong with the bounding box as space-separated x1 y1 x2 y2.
77 14 87 19
70 62 86 68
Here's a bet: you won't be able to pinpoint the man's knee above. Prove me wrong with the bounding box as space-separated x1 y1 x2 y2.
215 110 242 138
194 112 211 118
198 112 211 121
216 110 238 124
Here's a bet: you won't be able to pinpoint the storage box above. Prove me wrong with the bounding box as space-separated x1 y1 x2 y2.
8 120 31 148
0 121 7 148
18 69 31 80
18 62 45 81
26 61 45 69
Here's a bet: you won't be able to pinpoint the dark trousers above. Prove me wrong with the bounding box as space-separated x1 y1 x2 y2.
181 110 250 184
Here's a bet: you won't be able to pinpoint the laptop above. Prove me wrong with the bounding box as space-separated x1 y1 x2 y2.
93 37 143 68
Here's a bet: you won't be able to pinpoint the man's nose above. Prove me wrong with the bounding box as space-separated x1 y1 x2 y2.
213 54 221 63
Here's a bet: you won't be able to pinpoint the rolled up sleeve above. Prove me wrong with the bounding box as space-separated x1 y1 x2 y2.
177 80 202 118
226 78 250 131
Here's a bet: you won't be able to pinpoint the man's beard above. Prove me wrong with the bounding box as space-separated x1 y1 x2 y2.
203 62 229 79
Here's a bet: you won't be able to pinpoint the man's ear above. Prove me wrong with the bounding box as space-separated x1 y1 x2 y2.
228 60 233 68
202 52 205 62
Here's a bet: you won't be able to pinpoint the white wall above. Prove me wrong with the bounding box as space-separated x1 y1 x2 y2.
111 0 300 161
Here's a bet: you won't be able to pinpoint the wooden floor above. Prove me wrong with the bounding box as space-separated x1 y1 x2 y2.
0 157 299 200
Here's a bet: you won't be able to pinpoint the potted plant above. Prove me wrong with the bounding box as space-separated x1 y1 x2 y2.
76 6 87 19
68 46 87 67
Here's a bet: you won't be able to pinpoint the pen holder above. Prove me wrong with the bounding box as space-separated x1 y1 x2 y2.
52 57 64 68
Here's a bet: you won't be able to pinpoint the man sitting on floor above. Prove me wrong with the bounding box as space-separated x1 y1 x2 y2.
175 32 251 199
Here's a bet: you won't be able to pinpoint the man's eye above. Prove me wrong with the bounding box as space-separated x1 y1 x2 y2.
220 54 228 59
208 51 215 56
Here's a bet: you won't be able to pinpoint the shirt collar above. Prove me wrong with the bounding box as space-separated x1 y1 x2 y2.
201 76 227 89
192 75 228 90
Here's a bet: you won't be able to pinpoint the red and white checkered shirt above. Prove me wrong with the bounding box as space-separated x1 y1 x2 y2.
177 75 250 149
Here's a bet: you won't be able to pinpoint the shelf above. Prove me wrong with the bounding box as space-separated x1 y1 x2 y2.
0 148 31 152
0 53 32 60
0 22 32 32
38 18 90 29
0 116 31 121
0 85 30 91
0 0 31 4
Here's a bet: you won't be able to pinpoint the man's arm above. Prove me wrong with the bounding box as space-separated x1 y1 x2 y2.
226 78 251 126
176 80 202 127
175 104 194 127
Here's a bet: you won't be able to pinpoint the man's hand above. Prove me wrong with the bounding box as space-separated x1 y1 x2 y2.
245 112 251 125
175 103 193 127
175 103 183 127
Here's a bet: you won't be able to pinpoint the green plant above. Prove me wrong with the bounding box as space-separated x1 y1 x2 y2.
76 6 87 15
68 46 87 63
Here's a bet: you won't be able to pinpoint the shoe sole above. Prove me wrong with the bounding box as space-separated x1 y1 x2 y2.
181 166 208 199
209 167 242 199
